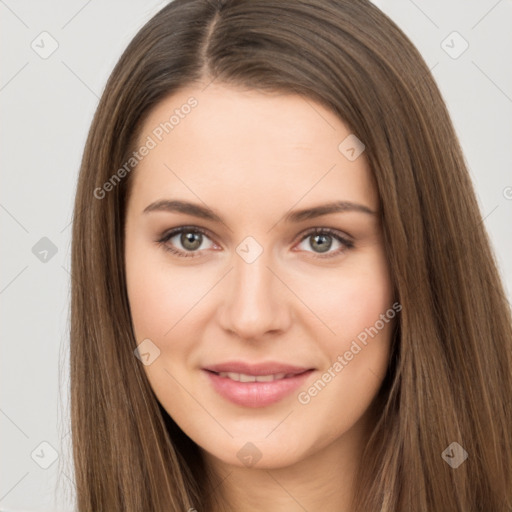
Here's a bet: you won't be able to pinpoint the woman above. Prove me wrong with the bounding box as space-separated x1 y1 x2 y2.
70 0 512 510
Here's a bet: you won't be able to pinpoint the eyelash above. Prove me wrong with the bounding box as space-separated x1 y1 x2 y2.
156 225 354 259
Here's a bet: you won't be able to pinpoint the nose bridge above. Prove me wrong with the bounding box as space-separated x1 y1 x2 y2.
219 245 289 338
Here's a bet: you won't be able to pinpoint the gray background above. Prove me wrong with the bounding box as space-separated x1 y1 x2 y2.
1 1 511 510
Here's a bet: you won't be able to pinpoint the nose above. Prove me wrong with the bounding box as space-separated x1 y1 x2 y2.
217 249 292 340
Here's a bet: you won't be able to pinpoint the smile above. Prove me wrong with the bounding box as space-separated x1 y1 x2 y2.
203 367 314 408
215 372 298 382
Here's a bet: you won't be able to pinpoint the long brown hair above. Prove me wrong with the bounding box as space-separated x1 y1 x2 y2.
70 0 512 510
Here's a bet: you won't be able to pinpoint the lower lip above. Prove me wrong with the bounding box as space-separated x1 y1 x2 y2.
203 369 314 408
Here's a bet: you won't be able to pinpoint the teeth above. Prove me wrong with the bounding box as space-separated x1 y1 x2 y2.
239 373 256 382
217 372 289 382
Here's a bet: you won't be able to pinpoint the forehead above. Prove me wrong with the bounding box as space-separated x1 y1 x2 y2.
129 83 378 215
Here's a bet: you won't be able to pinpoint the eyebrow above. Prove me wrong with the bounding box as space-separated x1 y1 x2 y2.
142 199 377 223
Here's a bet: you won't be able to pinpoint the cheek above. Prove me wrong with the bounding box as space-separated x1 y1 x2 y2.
126 249 209 342
293 253 393 348
293 253 394 420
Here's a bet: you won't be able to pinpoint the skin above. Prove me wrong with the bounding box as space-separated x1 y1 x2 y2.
124 82 395 511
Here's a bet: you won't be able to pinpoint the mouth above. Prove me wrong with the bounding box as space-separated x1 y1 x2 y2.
210 371 305 382
202 362 314 408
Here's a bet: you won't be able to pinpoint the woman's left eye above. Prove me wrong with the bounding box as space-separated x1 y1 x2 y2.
157 226 353 259
295 228 354 258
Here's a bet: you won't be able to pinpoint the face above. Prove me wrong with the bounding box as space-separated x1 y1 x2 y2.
124 83 395 471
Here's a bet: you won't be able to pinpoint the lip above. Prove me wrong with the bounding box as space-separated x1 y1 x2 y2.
203 361 314 408
204 361 311 376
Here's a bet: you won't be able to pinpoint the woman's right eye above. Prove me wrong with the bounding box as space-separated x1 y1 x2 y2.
157 227 217 258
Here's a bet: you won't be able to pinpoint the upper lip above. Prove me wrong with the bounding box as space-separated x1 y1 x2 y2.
203 361 313 376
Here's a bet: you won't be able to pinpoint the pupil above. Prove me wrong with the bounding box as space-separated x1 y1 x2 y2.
181 232 202 251
311 234 332 253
